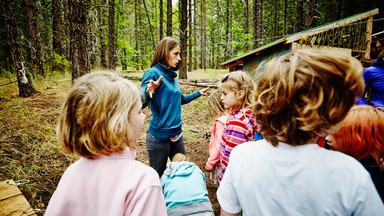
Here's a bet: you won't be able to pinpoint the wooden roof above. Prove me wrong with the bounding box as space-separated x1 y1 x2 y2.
221 8 379 67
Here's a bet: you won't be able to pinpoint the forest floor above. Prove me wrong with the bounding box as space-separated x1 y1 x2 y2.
0 70 227 215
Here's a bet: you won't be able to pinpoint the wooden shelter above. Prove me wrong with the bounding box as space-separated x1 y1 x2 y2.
221 8 379 73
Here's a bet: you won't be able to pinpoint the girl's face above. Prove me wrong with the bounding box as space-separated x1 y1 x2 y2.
220 88 240 110
167 46 181 70
129 100 146 141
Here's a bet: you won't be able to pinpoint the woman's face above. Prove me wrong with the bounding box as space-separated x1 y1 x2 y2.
167 46 181 70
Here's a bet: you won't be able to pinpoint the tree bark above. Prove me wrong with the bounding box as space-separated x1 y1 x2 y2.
294 0 303 33
108 0 116 70
305 0 316 28
188 0 192 72
69 0 90 81
1 0 38 97
52 0 64 71
98 1 108 69
253 0 262 48
179 0 187 79
26 0 44 76
201 0 207 70
166 0 172 36
159 0 164 40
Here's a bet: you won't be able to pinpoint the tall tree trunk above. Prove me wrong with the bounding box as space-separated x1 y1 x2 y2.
282 0 287 35
273 0 278 37
142 0 156 47
188 0 192 71
193 0 197 70
159 0 164 40
69 0 90 81
108 0 116 70
224 0 230 60
201 0 207 70
253 0 262 48
26 0 44 77
134 0 139 70
305 0 316 28
244 0 249 34
166 0 172 36
294 0 303 33
64 1 71 60
98 1 108 69
1 0 38 97
179 0 187 79
215 0 220 69
52 0 64 71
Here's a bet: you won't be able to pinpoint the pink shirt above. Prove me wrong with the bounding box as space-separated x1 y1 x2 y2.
205 114 228 169
45 148 167 216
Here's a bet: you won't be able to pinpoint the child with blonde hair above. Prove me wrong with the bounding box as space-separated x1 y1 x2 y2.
217 50 384 215
218 71 258 182
204 89 228 184
161 153 214 216
45 71 167 216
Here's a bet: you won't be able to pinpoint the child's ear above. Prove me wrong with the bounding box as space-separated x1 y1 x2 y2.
236 90 245 100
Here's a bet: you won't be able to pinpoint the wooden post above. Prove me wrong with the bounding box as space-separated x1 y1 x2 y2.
365 16 373 60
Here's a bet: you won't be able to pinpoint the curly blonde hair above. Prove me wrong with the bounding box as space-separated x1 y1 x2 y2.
219 71 256 114
255 49 364 146
57 71 141 159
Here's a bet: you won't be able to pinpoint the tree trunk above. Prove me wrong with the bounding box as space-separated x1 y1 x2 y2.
159 0 164 40
201 0 207 70
282 0 287 35
294 0 303 33
69 0 90 81
179 0 187 79
273 0 278 37
244 0 249 34
193 0 197 70
52 0 64 71
26 0 44 77
305 0 316 28
98 1 108 69
224 0 230 60
166 0 172 36
1 0 38 97
215 0 220 69
108 0 116 70
253 0 262 48
142 0 156 48
188 0 192 72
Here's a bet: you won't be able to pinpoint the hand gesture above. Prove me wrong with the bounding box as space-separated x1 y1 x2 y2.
147 76 163 98
199 86 211 97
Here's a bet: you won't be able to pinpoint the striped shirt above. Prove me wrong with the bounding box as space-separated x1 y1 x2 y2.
219 108 257 182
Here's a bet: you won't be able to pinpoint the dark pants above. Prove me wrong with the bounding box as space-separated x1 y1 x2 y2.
146 133 186 177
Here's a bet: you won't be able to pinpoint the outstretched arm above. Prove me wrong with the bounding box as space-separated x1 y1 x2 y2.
146 76 163 98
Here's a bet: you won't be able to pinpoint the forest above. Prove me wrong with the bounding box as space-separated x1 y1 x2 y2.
0 0 383 98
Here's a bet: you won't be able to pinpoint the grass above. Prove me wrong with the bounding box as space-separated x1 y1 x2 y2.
0 68 228 215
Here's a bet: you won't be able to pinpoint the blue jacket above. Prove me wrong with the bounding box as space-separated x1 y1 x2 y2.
356 59 384 107
161 162 211 211
141 63 201 140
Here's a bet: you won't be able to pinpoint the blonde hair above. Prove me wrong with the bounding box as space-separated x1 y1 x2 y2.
255 49 364 146
219 71 256 114
208 89 225 118
172 153 187 162
57 71 141 159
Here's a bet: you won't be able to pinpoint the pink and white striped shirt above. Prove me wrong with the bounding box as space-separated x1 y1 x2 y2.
219 108 257 182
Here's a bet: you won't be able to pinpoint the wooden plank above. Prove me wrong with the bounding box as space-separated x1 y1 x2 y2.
365 16 373 59
0 180 36 216
291 43 352 56
286 8 379 43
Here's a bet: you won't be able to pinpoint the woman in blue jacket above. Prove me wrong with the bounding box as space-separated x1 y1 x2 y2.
141 37 209 177
357 49 384 108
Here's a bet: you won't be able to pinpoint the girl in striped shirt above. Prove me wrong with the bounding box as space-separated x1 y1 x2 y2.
218 71 258 182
